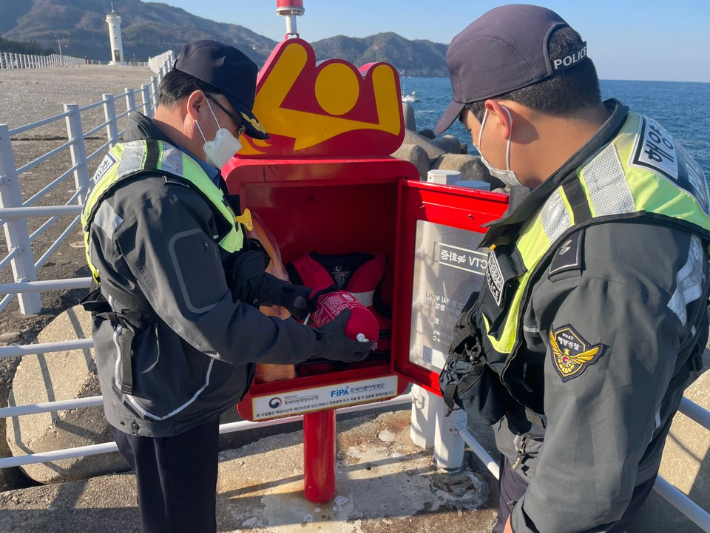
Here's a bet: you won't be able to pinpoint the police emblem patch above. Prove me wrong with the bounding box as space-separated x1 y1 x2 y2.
549 325 606 382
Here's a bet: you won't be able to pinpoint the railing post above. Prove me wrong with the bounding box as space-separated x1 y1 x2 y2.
102 94 119 147
151 77 159 113
63 105 91 204
141 84 152 118
124 88 136 115
0 125 42 314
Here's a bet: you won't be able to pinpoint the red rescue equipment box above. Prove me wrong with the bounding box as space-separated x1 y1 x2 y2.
224 37 508 502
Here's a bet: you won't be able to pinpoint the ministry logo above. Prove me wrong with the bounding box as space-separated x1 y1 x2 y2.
268 397 283 409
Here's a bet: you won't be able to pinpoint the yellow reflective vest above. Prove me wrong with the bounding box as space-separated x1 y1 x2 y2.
82 139 244 282
477 110 710 411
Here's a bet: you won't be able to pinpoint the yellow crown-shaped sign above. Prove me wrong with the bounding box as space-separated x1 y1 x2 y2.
238 38 404 158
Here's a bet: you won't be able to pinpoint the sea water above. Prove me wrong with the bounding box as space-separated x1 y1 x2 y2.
401 77 710 181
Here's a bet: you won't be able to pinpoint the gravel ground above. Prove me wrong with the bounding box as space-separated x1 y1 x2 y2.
0 65 155 490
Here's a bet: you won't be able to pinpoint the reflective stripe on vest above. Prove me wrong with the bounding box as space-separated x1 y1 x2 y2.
82 139 244 281
482 112 710 357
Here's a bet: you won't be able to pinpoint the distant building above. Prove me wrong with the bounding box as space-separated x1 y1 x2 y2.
106 6 125 65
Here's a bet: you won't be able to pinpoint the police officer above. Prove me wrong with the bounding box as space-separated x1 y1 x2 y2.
436 6 710 533
82 40 371 533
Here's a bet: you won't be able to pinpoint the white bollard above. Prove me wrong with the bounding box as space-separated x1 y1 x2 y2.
410 385 438 449
433 392 467 472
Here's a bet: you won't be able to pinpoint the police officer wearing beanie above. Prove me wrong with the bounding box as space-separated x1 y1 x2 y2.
82 40 371 533
436 6 710 533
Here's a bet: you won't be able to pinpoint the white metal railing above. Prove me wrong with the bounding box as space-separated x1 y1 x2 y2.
0 51 173 314
0 384 412 468
0 51 150 70
149 50 175 74
0 52 87 69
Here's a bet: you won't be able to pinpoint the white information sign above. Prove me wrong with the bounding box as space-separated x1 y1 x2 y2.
409 220 486 372
251 375 399 420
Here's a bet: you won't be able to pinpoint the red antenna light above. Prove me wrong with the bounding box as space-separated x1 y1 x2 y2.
276 0 305 39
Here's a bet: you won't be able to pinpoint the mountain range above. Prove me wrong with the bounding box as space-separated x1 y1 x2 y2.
0 0 449 76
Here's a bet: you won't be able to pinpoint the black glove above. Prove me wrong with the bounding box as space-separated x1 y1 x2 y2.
261 275 313 320
311 310 373 363
263 282 339 321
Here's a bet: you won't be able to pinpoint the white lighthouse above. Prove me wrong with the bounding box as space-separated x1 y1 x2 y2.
106 4 125 65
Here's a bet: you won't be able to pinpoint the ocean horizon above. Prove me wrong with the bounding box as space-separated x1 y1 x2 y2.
402 78 710 182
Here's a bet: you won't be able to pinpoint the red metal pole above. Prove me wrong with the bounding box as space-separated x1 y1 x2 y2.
303 409 336 503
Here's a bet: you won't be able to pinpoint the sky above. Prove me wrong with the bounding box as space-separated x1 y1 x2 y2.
154 0 710 83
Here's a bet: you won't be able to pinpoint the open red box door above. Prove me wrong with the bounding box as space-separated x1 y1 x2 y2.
390 181 509 394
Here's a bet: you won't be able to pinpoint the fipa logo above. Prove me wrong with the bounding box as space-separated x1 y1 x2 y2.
330 386 350 398
268 397 283 409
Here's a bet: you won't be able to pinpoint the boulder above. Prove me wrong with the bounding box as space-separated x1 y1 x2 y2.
402 102 417 131
402 130 445 160
430 135 463 155
392 144 430 181
431 154 504 188
418 129 436 140
6 306 128 484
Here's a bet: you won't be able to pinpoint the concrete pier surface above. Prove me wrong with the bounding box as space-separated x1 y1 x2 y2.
0 410 502 533
0 65 153 134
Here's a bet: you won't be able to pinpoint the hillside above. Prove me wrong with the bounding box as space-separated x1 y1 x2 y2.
0 0 448 75
0 0 277 64
313 33 447 77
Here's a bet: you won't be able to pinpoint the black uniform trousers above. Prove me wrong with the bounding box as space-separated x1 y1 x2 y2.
110 417 220 533
492 456 657 533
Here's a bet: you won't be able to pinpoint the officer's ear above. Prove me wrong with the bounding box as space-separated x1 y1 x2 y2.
185 90 207 123
486 100 514 142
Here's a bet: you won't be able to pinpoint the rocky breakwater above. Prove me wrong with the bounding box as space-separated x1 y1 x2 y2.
393 103 505 190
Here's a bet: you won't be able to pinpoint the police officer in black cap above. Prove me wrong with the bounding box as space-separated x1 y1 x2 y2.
436 6 710 533
82 40 371 533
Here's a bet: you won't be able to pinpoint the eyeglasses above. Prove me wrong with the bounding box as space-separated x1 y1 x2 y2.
205 94 247 137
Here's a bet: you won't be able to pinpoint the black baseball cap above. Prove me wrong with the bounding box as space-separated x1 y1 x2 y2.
435 4 588 134
174 40 269 140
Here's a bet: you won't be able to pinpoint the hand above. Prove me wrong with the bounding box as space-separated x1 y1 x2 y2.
312 310 373 362
275 283 338 321
276 283 312 321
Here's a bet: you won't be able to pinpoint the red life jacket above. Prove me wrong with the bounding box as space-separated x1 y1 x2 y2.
287 252 392 351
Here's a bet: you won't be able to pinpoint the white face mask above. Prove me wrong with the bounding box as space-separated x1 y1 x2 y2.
476 106 524 188
194 98 243 169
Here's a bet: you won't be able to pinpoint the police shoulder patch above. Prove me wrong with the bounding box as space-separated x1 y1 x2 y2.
549 229 584 278
549 325 606 382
